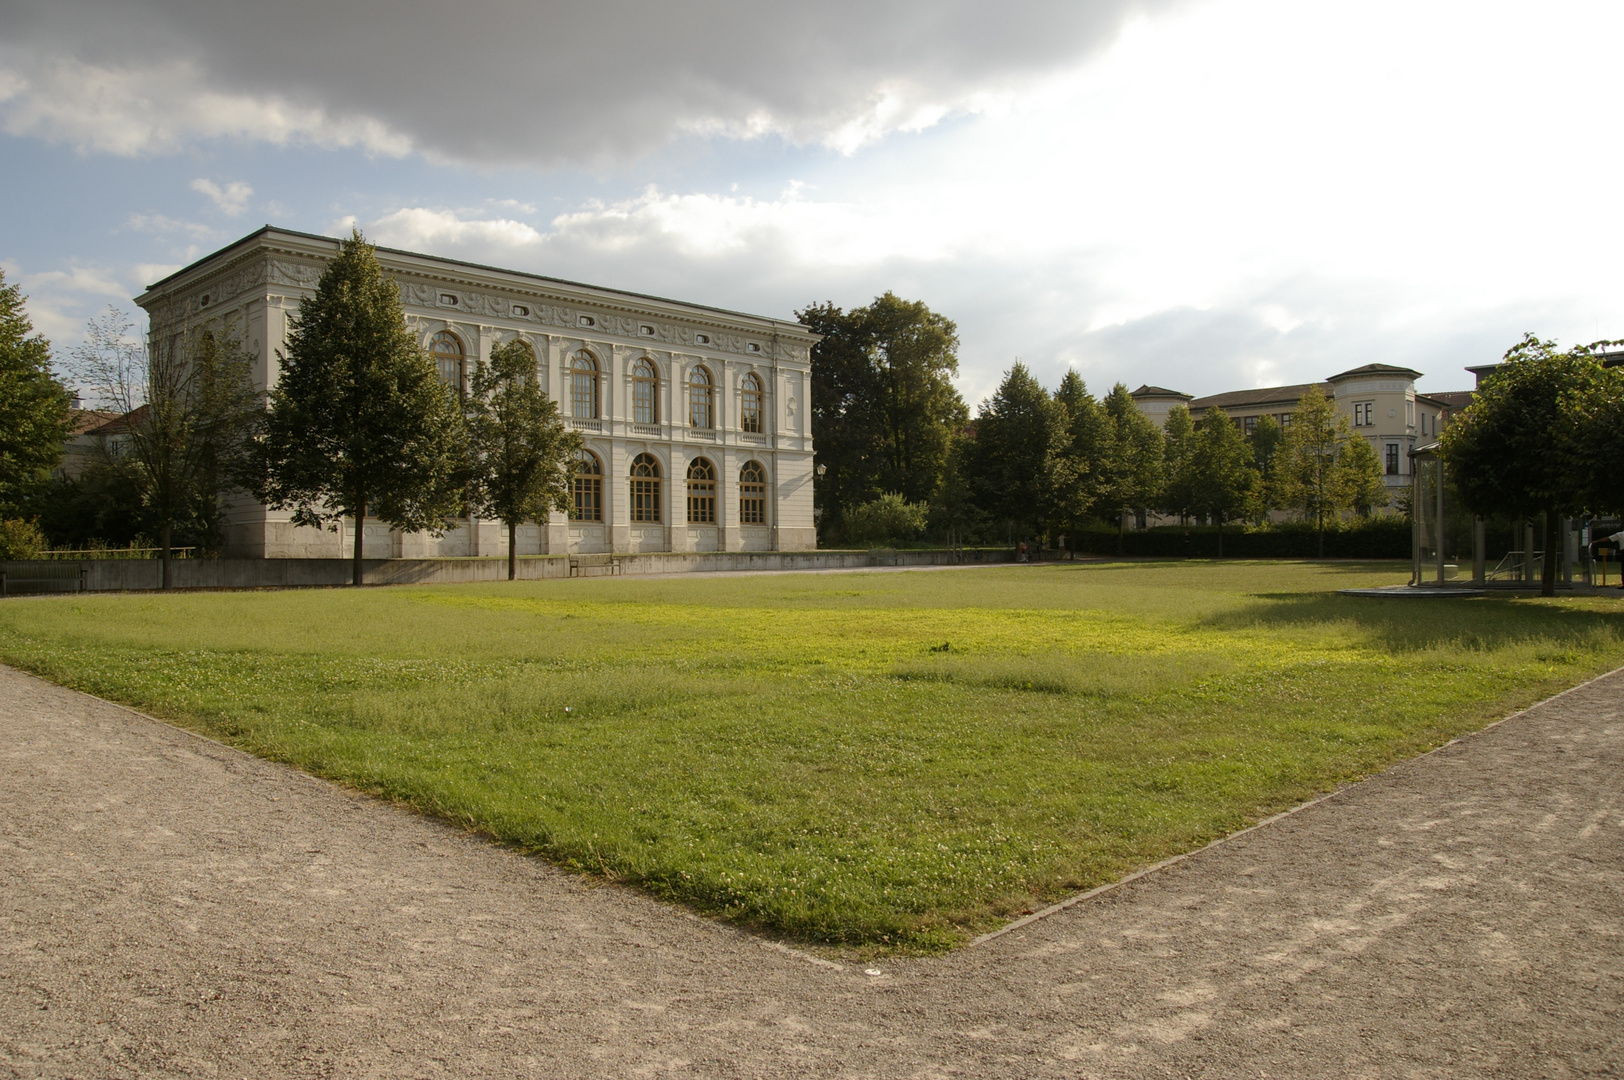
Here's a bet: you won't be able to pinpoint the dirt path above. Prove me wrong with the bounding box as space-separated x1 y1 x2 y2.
2 664 1620 1079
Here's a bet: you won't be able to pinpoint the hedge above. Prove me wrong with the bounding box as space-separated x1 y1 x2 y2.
1066 518 1411 559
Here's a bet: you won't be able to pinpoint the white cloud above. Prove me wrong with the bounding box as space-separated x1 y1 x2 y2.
191 178 253 215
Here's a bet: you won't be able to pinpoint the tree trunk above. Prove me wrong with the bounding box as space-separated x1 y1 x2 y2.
352 499 366 587
1317 509 1325 559
160 520 172 590
1117 514 1125 557
1542 511 1559 597
1217 519 1223 559
508 520 517 581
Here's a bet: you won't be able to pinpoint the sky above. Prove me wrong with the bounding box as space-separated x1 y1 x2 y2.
2 0 1620 406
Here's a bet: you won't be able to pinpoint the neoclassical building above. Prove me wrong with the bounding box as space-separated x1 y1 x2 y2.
1131 364 1472 510
136 226 819 558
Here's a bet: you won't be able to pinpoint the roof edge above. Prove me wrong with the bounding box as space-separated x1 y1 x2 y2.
138 225 818 335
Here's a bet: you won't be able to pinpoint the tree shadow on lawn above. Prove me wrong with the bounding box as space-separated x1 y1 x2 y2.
1206 591 1624 654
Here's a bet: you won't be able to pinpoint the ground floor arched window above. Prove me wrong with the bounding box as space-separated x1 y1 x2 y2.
739 460 767 524
631 453 662 523
687 458 717 523
571 449 603 521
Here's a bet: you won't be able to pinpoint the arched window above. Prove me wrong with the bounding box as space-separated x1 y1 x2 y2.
686 458 716 524
571 449 603 522
689 366 714 429
570 352 599 419
430 331 466 394
739 460 767 524
630 453 662 523
632 358 658 425
740 372 764 433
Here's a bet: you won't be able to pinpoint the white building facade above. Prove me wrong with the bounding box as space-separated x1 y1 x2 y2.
136 227 819 559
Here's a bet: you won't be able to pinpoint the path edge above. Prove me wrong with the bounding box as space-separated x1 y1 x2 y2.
968 661 1624 948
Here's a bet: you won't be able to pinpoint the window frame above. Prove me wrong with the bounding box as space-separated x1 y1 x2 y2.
570 351 600 419
630 453 662 523
571 448 604 522
1385 443 1401 476
686 457 717 524
739 460 767 525
632 358 659 425
740 372 764 433
429 330 466 396
689 366 714 429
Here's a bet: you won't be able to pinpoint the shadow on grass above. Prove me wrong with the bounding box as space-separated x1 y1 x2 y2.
1206 591 1624 653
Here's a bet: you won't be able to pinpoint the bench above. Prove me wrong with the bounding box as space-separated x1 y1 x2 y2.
1 562 87 597
568 552 622 577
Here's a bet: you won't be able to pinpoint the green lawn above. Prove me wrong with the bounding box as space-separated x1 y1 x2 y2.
2 561 1619 952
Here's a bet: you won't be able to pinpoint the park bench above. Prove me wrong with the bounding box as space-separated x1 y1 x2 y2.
568 552 622 577
1 562 87 597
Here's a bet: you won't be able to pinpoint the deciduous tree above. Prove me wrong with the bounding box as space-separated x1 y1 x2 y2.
70 309 261 586
1440 334 1608 595
256 230 467 586
1273 385 1347 557
1096 383 1164 554
1158 403 1197 525
1187 408 1257 556
800 294 966 541
467 338 581 580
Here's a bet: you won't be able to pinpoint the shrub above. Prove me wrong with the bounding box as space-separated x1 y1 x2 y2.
1068 517 1410 559
843 492 929 547
0 518 45 559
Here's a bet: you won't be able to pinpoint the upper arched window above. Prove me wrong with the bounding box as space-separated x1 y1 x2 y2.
430 331 466 394
739 460 767 524
570 351 599 419
632 358 658 425
740 372 764 434
571 448 603 522
686 457 716 524
689 366 714 430
630 453 662 523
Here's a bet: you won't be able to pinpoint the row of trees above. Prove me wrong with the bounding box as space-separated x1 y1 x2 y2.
802 296 1387 554
2 233 582 585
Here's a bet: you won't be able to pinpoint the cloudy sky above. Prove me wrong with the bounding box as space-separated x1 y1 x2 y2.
2 0 1619 404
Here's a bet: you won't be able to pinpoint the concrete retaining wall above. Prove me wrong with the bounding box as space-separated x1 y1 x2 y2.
1 549 1011 595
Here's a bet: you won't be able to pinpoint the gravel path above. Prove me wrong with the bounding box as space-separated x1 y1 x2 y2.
2 663 1621 1079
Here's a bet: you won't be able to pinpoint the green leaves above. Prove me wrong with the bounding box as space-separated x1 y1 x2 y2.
800 294 968 542
0 269 70 518
258 230 468 558
465 337 581 560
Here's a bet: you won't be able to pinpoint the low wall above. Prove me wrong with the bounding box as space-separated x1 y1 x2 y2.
1 548 1011 595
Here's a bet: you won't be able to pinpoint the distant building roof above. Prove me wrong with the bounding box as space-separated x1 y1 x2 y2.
67 408 120 437
83 405 148 436
1328 363 1424 382
1189 382 1331 412
1128 385 1193 400
1421 390 1474 412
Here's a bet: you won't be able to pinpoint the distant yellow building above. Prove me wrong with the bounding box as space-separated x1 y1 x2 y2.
1131 364 1472 513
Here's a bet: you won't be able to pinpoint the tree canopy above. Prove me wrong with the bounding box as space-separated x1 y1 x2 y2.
0 269 70 519
1096 384 1165 551
1439 334 1612 594
466 337 581 579
1186 407 1256 554
800 294 966 542
967 362 1070 539
256 229 467 585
